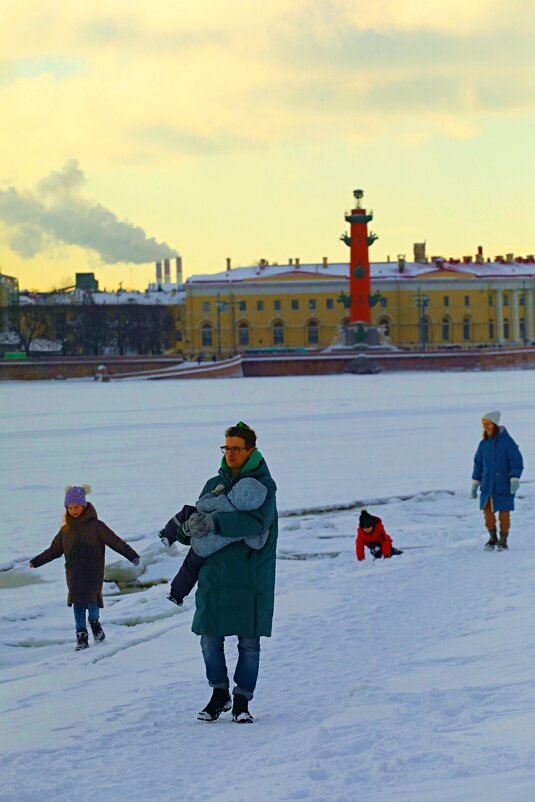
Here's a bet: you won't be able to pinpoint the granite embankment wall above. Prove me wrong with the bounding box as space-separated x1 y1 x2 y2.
242 347 535 376
0 356 184 381
2 347 535 380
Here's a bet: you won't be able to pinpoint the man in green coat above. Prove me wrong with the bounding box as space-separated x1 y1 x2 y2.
176 422 278 723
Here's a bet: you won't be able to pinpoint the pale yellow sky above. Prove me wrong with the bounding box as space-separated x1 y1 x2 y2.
1 0 533 290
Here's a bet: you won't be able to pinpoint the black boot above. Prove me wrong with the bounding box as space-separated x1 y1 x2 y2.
390 547 403 556
197 688 231 721
497 532 509 551
75 631 89 651
232 693 254 723
484 528 498 551
90 620 105 643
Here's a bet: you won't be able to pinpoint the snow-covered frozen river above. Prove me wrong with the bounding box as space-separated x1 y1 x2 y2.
1 371 534 802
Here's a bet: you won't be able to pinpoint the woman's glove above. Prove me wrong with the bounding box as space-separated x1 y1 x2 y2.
510 478 520 495
470 481 480 499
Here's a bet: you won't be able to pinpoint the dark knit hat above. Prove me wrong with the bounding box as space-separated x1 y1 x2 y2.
359 510 376 529
64 485 90 508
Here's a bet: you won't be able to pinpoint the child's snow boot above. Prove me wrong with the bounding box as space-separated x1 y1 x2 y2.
497 532 509 551
90 620 105 643
75 631 89 651
158 529 174 548
390 547 403 556
197 688 231 721
232 693 254 723
484 529 498 551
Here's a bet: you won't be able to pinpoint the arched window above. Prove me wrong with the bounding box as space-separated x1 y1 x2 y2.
463 316 471 342
489 319 494 340
272 320 284 345
307 320 319 344
442 316 450 342
201 323 212 347
377 317 390 337
503 318 510 339
238 322 249 346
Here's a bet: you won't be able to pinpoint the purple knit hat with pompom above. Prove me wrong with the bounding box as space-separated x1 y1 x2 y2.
64 486 89 508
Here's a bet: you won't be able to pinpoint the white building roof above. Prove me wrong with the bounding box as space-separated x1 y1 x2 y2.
187 259 535 284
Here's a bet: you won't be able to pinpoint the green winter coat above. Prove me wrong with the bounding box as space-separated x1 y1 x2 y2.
179 450 278 637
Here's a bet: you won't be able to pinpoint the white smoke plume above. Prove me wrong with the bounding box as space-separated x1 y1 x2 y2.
0 160 178 263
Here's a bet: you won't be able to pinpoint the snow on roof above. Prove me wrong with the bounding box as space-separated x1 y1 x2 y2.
92 288 185 305
186 259 535 283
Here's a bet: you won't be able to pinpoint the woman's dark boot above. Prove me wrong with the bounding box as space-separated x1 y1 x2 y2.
484 528 498 551
497 532 509 551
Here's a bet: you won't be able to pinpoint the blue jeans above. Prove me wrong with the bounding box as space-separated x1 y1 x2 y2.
200 635 260 701
73 603 100 633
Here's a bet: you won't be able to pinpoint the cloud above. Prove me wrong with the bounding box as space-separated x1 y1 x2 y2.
135 125 265 156
77 14 228 52
0 161 178 263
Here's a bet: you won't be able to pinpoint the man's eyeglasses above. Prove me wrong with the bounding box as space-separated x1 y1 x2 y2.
220 446 248 454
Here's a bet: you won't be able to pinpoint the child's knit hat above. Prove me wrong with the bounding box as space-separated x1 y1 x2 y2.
64 485 91 508
359 510 376 529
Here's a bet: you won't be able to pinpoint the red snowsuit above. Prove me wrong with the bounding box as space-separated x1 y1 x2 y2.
356 516 393 561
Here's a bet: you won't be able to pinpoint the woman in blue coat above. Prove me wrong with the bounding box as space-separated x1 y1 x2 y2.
471 410 524 551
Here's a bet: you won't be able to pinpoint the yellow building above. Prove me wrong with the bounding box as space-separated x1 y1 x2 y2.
0 272 19 308
184 256 535 356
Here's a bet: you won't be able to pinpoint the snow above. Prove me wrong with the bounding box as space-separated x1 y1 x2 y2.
1 372 534 802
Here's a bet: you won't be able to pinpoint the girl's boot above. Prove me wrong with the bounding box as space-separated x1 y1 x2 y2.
75 631 89 651
90 620 106 642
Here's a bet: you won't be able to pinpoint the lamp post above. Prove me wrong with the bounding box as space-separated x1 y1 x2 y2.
216 293 229 359
412 288 430 350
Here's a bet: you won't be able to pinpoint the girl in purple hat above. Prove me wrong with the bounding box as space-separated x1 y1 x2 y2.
29 485 140 651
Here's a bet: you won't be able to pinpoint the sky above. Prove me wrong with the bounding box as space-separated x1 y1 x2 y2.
0 0 534 292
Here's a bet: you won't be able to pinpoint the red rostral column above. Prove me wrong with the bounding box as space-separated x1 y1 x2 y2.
346 189 373 324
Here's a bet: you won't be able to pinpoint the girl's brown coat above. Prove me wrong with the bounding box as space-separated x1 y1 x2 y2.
31 503 138 607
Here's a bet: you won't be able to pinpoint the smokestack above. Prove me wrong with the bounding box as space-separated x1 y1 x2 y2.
226 257 231 271
295 258 300 268
175 256 182 284
164 258 170 283
289 258 293 265
476 246 484 264
506 253 514 264
413 242 426 263
322 257 328 267
156 261 163 283
398 254 406 274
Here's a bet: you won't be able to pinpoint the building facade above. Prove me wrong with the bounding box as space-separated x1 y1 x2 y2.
184 258 535 356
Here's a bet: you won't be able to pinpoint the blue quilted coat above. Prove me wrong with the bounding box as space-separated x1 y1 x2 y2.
472 427 524 512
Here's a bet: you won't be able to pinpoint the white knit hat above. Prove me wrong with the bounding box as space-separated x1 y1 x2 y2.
482 410 501 425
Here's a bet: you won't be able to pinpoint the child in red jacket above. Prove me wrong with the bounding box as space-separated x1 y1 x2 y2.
356 510 403 561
